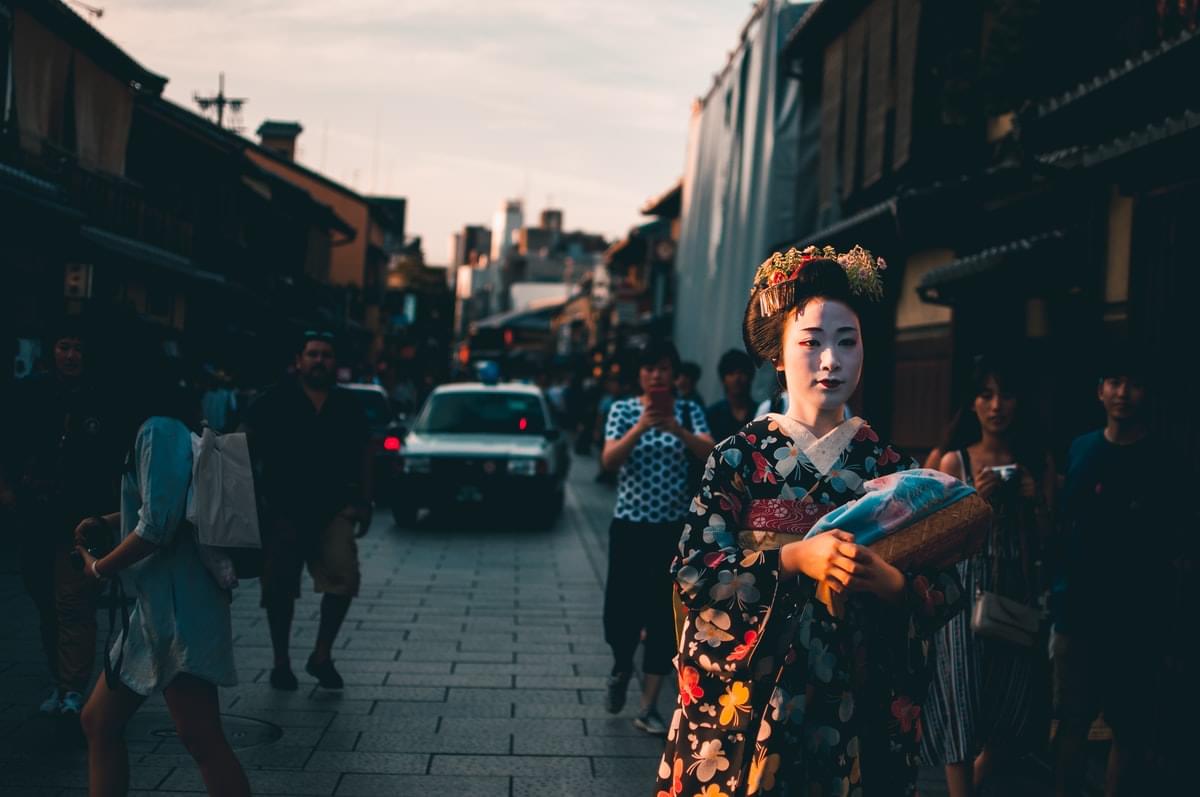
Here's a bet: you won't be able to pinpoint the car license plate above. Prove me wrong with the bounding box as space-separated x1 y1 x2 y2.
456 485 483 502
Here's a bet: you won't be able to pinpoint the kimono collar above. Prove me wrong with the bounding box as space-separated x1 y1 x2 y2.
767 414 866 476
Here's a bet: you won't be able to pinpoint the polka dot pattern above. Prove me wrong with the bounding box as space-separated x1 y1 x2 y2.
604 397 710 523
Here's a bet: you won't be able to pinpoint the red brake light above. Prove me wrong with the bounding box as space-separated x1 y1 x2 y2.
518 417 528 431
383 436 402 452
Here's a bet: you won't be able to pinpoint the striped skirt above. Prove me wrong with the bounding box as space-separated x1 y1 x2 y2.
920 531 1040 765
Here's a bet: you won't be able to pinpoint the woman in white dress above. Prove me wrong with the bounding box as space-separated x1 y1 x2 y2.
73 384 249 797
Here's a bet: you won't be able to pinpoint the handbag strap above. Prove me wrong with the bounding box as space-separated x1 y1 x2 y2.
103 576 129 689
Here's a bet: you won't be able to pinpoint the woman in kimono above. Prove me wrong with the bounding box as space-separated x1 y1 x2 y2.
655 247 966 797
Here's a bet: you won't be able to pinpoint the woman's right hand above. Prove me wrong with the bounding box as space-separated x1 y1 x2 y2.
781 530 859 592
974 466 1001 501
74 516 104 546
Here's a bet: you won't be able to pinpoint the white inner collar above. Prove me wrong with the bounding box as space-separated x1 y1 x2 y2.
766 413 866 476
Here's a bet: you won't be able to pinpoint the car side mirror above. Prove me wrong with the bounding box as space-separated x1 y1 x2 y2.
544 428 561 441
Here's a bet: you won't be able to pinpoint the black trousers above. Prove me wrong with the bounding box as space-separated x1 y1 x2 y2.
602 517 680 676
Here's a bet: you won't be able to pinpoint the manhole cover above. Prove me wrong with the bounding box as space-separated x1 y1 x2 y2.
126 712 283 751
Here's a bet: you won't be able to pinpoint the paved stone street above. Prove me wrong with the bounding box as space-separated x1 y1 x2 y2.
0 459 673 796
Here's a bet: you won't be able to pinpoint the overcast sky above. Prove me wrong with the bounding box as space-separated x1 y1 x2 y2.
91 1 755 264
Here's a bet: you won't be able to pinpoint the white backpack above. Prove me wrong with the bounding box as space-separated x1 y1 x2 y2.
186 427 262 588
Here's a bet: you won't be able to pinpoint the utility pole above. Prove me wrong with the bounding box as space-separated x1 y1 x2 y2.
194 73 247 132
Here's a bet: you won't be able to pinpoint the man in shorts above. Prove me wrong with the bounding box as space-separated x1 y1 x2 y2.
243 331 372 690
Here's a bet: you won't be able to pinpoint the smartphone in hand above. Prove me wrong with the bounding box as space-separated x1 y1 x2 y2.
646 388 674 419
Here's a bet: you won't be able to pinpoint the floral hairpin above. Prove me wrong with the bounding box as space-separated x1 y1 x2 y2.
752 244 887 316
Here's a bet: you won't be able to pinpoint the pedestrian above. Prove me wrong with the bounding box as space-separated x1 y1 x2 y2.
241 330 373 691
656 247 967 796
0 318 122 721
74 375 251 797
1051 352 1159 796
200 370 238 433
675 361 705 407
921 354 1055 797
600 339 712 735
705 348 757 443
592 371 624 483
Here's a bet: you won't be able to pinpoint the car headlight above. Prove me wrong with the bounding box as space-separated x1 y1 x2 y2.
507 458 545 476
402 457 432 474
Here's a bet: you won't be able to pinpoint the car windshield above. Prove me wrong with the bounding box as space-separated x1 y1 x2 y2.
415 392 547 435
346 388 392 426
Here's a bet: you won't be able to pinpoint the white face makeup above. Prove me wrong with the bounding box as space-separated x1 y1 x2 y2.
777 298 863 418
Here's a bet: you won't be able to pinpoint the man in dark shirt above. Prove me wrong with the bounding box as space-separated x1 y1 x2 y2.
1053 356 1158 796
0 320 122 718
705 349 756 443
243 332 372 691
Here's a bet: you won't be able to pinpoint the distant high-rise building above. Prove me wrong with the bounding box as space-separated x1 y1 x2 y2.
540 209 563 233
490 199 523 261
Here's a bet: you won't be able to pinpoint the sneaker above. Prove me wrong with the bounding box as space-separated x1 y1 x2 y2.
633 708 668 736
269 666 298 691
305 656 344 690
38 688 62 715
59 691 84 716
605 672 631 714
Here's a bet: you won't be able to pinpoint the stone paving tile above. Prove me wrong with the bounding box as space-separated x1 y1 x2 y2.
439 717 585 736
446 687 584 704
396 648 515 663
515 733 666 758
371 700 516 720
137 744 314 770
326 712 471 733
515 675 607 689
590 756 662 778
304 750 430 774
512 775 650 796
452 661 577 676
355 730 510 754
159 767 342 794
585 717 657 736
515 703 640 720
430 754 592 777
305 685 447 702
383 672 513 688
335 774 509 796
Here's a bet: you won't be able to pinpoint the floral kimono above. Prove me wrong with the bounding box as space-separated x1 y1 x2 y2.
656 415 965 797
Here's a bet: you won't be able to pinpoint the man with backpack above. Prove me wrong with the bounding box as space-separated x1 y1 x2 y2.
0 319 122 720
242 331 372 691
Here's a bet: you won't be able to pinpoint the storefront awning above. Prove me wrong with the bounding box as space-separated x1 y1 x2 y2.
471 301 566 332
917 230 1066 305
81 226 227 285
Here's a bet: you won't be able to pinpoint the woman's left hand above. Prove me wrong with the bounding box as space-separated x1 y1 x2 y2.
1018 466 1037 500
843 544 906 601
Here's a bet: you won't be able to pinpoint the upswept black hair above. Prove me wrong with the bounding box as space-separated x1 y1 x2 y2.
938 354 1048 478
742 259 868 366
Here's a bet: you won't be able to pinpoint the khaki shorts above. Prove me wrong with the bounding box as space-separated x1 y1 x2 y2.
260 514 361 605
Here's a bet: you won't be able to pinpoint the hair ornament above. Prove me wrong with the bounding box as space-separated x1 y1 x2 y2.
751 244 887 317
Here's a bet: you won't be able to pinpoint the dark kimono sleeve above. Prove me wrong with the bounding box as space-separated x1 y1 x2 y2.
671 433 802 660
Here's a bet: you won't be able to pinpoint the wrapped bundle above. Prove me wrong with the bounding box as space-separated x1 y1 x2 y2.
733 470 990 616
808 468 991 570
